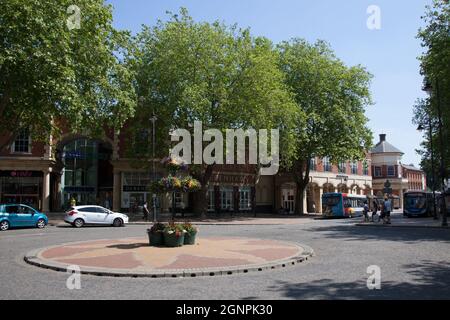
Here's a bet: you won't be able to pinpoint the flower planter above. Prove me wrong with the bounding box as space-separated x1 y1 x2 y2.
184 231 197 245
147 231 164 247
163 232 185 247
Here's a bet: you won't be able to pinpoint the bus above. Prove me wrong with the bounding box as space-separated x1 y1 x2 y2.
322 193 367 218
403 191 440 217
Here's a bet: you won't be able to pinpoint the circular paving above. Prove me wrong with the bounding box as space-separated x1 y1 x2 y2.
24 237 313 278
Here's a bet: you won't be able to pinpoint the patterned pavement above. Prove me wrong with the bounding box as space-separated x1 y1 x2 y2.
26 237 311 277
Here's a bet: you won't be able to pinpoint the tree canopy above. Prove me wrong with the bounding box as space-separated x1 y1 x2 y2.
413 0 450 187
132 9 298 214
277 39 373 213
0 0 136 151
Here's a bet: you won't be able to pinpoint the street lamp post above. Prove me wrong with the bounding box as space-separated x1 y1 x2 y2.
150 114 157 223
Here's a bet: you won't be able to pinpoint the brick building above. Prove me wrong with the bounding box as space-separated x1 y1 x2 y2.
370 134 426 209
0 126 373 214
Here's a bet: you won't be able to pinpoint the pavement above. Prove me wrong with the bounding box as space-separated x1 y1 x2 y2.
46 212 319 226
355 212 449 229
24 236 313 277
1 211 450 299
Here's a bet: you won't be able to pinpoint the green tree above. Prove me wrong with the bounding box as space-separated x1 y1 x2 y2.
0 0 136 151
133 9 298 216
414 0 450 184
278 39 373 213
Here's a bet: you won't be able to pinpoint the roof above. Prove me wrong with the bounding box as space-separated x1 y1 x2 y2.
402 164 423 172
370 140 404 154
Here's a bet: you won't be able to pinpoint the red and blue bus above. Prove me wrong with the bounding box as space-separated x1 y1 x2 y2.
322 193 367 218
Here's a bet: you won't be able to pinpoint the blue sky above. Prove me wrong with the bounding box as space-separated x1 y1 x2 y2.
107 0 431 166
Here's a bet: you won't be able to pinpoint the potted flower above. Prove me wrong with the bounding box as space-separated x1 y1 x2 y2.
182 222 198 245
147 222 166 246
163 222 186 247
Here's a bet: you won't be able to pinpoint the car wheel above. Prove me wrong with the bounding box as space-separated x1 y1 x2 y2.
113 218 123 227
36 219 46 229
73 218 84 228
0 220 9 231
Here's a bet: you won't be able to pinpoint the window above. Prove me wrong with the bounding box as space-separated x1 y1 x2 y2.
351 162 358 175
175 192 184 208
239 187 251 210
19 205 35 214
338 162 346 173
363 161 369 176
309 158 317 171
6 205 20 214
387 166 395 177
207 188 215 211
12 129 31 153
374 166 382 177
323 157 332 172
221 188 233 210
79 207 98 213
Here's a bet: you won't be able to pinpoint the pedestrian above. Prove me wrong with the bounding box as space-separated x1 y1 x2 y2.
143 201 150 221
383 196 392 224
363 201 370 222
104 198 111 210
371 199 379 222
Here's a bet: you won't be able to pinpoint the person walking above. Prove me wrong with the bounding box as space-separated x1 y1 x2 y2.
363 201 370 222
383 196 392 224
371 199 379 222
143 201 150 221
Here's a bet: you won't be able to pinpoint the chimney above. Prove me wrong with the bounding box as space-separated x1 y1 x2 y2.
380 134 386 142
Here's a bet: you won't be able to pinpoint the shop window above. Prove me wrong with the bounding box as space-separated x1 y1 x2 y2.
12 129 31 153
221 188 233 210
239 187 251 210
207 188 215 211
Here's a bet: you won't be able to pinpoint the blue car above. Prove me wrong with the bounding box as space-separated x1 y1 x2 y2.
0 204 48 231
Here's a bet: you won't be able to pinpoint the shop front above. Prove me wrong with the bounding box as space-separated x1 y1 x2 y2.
0 170 43 209
207 173 255 214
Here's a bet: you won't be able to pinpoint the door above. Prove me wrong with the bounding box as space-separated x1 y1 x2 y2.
77 206 99 224
282 189 295 214
18 205 36 226
94 207 112 224
5 205 21 227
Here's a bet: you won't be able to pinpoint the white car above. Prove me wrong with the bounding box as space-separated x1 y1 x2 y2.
64 205 129 228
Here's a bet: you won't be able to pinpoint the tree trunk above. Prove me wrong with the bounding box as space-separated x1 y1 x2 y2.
192 164 215 218
293 158 311 215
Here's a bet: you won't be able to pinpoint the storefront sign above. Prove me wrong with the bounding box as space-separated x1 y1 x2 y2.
123 186 148 192
0 170 43 178
212 174 254 184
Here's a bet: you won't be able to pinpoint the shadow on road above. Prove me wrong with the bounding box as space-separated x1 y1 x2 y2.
306 223 450 244
267 260 450 299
